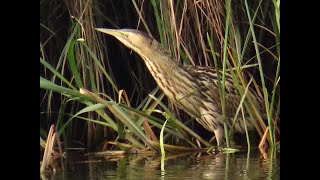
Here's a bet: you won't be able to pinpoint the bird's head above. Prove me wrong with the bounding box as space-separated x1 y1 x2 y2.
95 28 154 55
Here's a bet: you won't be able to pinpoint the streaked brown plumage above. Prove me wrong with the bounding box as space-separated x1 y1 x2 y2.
96 28 265 146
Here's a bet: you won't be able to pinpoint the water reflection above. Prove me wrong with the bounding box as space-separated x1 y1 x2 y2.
46 149 279 180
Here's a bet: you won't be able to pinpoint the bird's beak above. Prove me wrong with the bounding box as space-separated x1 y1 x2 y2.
95 28 120 37
95 28 133 48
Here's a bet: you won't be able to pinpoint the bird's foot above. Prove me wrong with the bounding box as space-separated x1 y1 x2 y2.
206 145 223 155
207 145 240 154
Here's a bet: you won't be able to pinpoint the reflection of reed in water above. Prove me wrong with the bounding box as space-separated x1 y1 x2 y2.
195 152 279 179
52 151 279 179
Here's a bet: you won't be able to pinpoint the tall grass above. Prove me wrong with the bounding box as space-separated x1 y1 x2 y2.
133 0 279 148
40 0 279 153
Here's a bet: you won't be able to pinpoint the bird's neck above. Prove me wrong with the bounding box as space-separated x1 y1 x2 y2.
138 39 184 80
135 40 202 107
135 40 190 98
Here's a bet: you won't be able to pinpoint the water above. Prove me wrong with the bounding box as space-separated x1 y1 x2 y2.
43 150 279 179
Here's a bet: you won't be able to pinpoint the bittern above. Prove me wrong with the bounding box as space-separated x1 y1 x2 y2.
96 28 265 146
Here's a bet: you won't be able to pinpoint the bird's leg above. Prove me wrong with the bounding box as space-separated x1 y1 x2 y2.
214 126 224 147
207 126 224 154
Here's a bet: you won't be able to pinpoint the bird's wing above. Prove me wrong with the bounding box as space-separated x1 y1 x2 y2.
185 65 238 95
185 65 265 118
